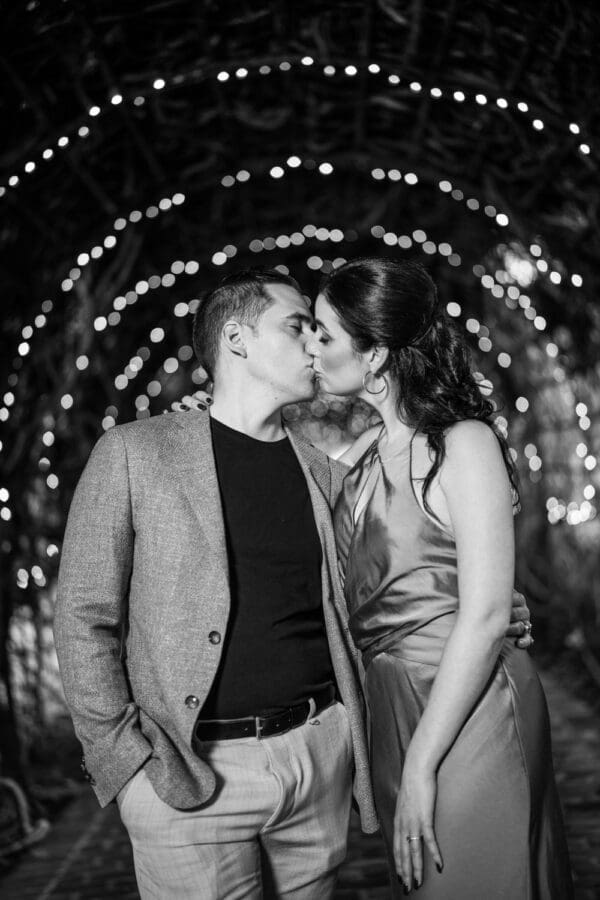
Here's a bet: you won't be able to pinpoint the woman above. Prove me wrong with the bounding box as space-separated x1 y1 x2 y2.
306 257 572 898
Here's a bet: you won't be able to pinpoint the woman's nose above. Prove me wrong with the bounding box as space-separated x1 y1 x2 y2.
305 337 319 356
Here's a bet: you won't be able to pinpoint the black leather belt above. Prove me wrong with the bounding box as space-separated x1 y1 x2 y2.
193 684 336 742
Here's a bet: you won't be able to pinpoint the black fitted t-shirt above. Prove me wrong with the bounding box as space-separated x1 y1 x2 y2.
200 416 335 718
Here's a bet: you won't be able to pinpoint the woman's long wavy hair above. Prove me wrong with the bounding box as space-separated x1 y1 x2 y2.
320 257 519 516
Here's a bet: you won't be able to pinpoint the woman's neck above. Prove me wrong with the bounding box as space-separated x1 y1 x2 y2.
364 390 414 450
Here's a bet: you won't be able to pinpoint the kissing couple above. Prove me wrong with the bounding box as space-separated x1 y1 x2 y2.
55 257 572 898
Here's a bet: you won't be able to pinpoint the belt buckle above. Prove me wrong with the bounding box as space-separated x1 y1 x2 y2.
255 715 264 740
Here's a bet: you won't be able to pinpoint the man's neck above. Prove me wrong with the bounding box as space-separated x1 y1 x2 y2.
209 385 286 441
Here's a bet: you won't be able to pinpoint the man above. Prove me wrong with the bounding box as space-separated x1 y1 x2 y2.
55 267 532 899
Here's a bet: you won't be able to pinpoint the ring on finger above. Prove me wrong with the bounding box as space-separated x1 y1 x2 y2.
523 621 532 635
407 835 421 842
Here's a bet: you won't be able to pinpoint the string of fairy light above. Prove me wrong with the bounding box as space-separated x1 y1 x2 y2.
1 59 588 376
2 172 596 525
2 59 597 592
3 159 590 419
5 215 595 511
3 174 595 495
2 157 586 393
0 55 593 198
5 232 597 592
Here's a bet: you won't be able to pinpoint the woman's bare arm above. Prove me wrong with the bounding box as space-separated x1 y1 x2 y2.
394 420 514 887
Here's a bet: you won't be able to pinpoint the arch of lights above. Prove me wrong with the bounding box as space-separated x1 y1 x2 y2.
3 157 586 384
0 56 594 199
3 174 595 517
2 63 597 594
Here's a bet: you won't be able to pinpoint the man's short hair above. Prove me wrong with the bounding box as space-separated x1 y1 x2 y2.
192 267 302 379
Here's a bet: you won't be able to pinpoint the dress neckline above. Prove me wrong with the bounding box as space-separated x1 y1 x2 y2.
375 429 414 463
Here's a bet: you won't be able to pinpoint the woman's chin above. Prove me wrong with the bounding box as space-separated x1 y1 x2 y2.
317 379 351 399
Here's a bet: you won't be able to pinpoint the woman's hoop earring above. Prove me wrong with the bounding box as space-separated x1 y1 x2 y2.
362 371 388 395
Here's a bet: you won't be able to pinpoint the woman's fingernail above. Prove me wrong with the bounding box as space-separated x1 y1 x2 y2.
206 397 213 404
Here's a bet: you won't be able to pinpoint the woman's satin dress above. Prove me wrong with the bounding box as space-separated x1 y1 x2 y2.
334 436 573 899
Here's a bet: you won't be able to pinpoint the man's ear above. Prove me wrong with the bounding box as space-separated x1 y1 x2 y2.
369 345 389 374
221 320 248 359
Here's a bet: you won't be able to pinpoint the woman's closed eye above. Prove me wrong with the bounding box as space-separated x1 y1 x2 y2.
313 326 331 345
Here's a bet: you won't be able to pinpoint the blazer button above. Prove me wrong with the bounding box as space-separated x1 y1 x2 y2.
208 630 222 645
185 695 200 709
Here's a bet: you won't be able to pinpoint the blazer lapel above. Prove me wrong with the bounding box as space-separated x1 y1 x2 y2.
286 427 342 602
286 427 361 666
163 411 229 570
286 427 331 522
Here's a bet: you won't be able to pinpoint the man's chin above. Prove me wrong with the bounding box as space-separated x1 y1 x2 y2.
298 382 319 402
295 375 320 401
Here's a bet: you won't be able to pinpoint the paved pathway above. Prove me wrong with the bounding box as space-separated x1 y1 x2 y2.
1 670 599 899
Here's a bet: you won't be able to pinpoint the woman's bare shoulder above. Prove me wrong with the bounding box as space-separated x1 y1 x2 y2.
441 420 508 493
444 419 500 460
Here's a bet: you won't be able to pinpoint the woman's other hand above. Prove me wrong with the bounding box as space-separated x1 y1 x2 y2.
506 590 534 649
171 390 213 412
393 761 443 893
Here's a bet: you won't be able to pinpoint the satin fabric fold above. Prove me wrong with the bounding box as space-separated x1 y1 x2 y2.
334 437 573 899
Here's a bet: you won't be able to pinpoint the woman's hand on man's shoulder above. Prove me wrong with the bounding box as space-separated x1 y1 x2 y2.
171 390 213 412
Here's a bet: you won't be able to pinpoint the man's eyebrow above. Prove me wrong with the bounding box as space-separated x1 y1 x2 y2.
284 312 314 324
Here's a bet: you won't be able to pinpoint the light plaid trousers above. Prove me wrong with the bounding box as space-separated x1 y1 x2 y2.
117 700 354 899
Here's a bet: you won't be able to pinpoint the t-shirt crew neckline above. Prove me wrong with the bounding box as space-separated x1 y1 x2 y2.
209 413 289 448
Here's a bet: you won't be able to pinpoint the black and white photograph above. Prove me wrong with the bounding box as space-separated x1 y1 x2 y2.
0 2 599 898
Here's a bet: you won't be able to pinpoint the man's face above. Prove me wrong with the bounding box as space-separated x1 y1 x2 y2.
243 283 318 405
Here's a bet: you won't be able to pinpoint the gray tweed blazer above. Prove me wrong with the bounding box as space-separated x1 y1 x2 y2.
54 410 378 833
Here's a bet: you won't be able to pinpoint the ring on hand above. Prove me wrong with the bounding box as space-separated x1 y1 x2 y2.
523 621 532 635
407 835 421 842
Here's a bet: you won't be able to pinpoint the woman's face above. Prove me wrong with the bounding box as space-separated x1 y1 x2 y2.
308 293 368 396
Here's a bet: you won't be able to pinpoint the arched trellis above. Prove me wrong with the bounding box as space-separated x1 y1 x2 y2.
2 225 596 520
2 51 594 348
3 142 597 549
0 15 596 584
1 48 595 188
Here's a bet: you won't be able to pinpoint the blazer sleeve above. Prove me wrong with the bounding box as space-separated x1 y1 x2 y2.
54 427 152 802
